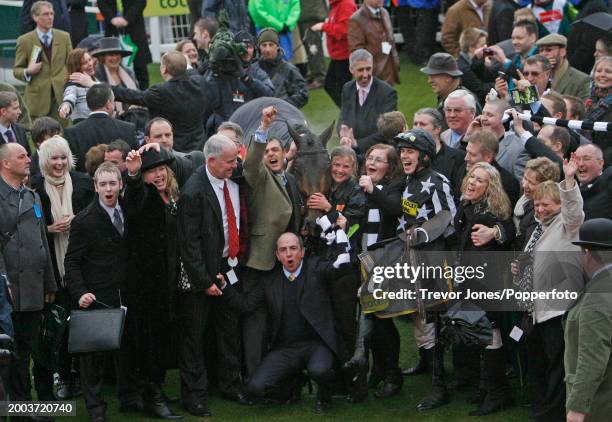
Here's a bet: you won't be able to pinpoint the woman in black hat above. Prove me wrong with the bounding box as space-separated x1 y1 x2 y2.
92 37 139 116
122 148 183 419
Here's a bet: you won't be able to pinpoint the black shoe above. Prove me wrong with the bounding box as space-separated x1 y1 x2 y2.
416 346 449 412
184 403 212 417
314 399 330 414
222 392 254 406
145 401 184 420
374 380 402 398
469 349 514 416
119 399 145 413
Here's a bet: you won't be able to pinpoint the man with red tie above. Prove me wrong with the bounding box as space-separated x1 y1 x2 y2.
177 133 247 417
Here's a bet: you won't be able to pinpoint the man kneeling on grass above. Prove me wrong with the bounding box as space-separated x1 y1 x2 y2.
219 229 350 414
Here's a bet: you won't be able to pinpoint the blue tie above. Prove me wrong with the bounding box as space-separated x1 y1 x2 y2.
5 129 15 143
42 34 50 48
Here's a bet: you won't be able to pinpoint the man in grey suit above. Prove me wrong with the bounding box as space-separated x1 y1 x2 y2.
0 143 56 402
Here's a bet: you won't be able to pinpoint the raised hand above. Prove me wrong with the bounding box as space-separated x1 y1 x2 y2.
126 150 142 176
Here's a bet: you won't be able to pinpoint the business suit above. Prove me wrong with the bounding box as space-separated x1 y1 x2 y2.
64 112 137 172
64 198 137 418
112 73 207 153
1 122 30 155
564 266 612 422
176 165 226 407
338 78 397 153
13 28 72 120
222 256 348 398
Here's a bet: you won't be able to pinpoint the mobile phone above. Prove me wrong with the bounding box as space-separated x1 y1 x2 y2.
498 71 509 82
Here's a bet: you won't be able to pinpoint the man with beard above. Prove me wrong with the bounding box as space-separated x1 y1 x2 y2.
252 28 308 109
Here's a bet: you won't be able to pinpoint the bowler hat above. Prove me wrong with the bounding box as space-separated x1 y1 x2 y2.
140 148 175 173
420 53 463 77
572 218 612 249
92 37 132 58
536 34 567 48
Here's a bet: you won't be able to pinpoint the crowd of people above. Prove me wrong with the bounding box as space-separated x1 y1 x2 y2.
1 0 612 421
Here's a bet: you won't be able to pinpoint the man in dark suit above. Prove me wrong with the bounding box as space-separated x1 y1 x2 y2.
63 162 140 421
64 84 137 172
220 231 350 413
112 51 206 153
0 92 29 154
97 0 152 88
338 49 397 155
177 134 241 417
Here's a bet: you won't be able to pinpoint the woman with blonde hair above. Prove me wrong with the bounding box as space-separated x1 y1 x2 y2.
30 135 94 400
122 147 183 418
451 161 516 416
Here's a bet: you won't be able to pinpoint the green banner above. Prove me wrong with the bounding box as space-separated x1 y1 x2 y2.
143 0 189 17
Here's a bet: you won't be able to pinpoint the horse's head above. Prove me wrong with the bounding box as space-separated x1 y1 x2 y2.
287 121 335 235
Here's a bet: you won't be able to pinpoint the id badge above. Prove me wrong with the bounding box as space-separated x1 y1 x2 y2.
33 204 42 219
381 41 392 55
226 269 238 285
232 92 245 104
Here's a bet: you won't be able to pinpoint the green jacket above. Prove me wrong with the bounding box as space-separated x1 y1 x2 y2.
564 266 612 421
552 60 591 100
248 0 301 31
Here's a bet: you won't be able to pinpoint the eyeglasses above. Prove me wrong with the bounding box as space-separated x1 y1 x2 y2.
443 107 469 114
365 156 388 164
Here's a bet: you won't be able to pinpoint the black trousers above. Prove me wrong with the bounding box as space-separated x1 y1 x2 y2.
396 7 438 64
327 273 358 363
177 291 210 407
298 20 326 81
8 311 40 401
247 340 334 398
370 317 400 375
241 268 268 380
324 59 352 108
79 349 135 419
526 316 566 422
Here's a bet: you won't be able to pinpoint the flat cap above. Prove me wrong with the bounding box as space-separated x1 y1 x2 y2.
536 34 567 47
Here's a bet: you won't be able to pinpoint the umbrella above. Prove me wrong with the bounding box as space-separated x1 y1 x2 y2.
440 301 493 347
572 12 612 40
229 97 308 148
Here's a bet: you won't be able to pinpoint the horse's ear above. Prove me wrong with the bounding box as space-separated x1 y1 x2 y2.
318 120 335 148
286 122 302 149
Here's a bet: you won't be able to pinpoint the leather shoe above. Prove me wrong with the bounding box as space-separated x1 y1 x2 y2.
222 392 254 406
184 403 212 417
314 399 330 414
145 401 183 420
119 399 145 413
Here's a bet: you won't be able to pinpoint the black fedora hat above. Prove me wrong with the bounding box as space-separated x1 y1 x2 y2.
92 37 132 58
572 218 612 249
420 52 463 77
140 148 175 173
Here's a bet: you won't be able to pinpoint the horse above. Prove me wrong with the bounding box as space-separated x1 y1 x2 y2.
286 121 335 236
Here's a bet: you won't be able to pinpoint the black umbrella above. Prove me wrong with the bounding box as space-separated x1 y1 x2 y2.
572 12 612 40
229 97 308 148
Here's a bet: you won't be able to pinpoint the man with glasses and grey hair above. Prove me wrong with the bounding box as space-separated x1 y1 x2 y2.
439 89 477 149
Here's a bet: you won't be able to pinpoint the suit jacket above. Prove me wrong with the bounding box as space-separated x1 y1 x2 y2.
177 165 225 292
112 73 206 152
64 113 137 172
1 123 30 155
347 6 400 85
441 0 490 57
222 256 349 355
13 29 72 117
552 61 591 100
564 267 612 421
64 198 128 308
338 77 397 153
580 167 612 221
243 138 302 271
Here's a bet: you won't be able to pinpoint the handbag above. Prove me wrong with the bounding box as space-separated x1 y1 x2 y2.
33 303 69 370
441 301 493 347
68 299 126 354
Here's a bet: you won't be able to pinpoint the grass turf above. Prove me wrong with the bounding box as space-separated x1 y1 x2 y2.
63 61 530 421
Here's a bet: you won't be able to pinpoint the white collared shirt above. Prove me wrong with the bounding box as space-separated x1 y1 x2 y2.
36 28 53 45
206 165 240 258
283 261 304 280
469 0 486 23
98 197 123 225
355 76 374 104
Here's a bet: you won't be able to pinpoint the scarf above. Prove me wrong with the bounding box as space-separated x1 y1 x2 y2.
104 65 138 115
44 172 73 280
